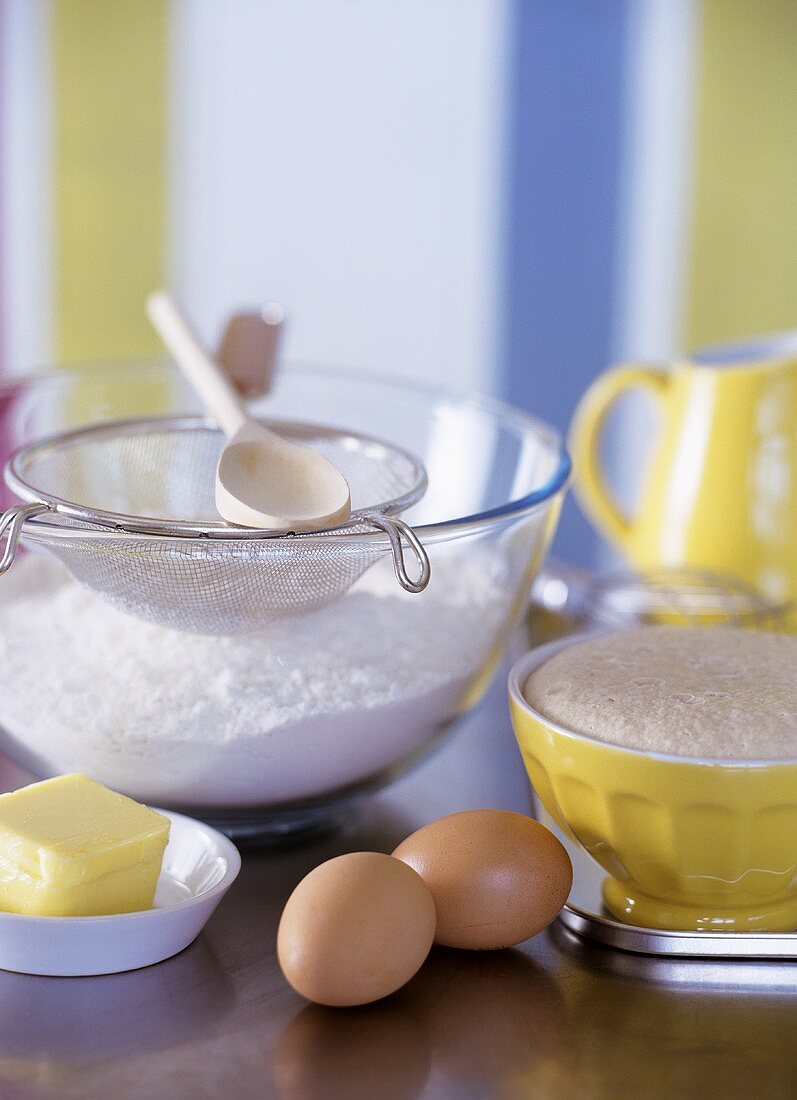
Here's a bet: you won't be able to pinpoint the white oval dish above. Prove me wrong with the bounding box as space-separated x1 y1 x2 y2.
0 810 241 976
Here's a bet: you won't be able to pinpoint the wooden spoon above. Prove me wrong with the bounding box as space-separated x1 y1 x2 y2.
146 291 351 531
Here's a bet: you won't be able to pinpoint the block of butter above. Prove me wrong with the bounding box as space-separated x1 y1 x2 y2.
0 774 170 917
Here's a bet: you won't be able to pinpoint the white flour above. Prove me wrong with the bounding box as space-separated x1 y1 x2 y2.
0 554 508 806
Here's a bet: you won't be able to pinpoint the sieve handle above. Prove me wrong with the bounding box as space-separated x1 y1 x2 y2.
0 503 51 575
366 516 431 594
146 291 248 438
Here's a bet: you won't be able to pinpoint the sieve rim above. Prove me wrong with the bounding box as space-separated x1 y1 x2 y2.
4 414 428 538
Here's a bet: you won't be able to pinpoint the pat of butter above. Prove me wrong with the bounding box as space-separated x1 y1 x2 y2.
0 774 170 916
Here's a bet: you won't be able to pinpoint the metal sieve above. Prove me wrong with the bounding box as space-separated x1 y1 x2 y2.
0 415 430 634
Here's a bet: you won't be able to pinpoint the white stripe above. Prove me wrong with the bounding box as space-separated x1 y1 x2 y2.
0 0 53 375
614 0 700 362
167 0 507 394
599 0 700 568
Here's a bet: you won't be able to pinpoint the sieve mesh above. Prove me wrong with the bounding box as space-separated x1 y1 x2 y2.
3 416 429 634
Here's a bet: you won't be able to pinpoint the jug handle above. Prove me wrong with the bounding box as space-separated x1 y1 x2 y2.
568 364 670 550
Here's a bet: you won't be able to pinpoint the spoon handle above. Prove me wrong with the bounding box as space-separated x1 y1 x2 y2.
147 291 248 438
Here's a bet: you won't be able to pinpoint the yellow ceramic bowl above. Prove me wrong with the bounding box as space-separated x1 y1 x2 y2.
508 636 797 932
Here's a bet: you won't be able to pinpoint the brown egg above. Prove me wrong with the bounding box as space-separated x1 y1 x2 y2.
392 809 572 950
277 852 436 1007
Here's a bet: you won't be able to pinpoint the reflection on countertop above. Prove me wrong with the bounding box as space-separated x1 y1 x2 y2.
273 948 565 1100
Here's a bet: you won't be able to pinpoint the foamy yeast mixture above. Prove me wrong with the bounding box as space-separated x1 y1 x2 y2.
524 625 797 760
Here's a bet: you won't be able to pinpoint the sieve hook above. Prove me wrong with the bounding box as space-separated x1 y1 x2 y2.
366 515 431 594
0 503 50 575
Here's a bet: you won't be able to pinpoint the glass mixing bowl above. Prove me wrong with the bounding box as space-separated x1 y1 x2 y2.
0 362 570 839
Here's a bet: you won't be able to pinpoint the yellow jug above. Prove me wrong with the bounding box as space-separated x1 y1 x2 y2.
570 344 797 618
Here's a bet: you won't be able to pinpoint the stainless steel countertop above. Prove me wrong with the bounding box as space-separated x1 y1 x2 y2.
0 668 795 1099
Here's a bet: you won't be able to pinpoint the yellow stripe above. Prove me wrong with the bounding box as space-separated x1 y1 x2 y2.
685 0 797 349
51 0 168 365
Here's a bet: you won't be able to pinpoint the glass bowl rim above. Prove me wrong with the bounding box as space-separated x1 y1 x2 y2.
3 359 572 544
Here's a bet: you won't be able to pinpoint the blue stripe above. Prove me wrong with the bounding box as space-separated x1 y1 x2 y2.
501 0 630 567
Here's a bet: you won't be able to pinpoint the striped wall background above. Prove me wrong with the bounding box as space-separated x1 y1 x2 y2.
0 0 795 562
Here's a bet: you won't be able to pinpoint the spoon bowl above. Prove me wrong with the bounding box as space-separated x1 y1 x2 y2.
216 422 351 530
